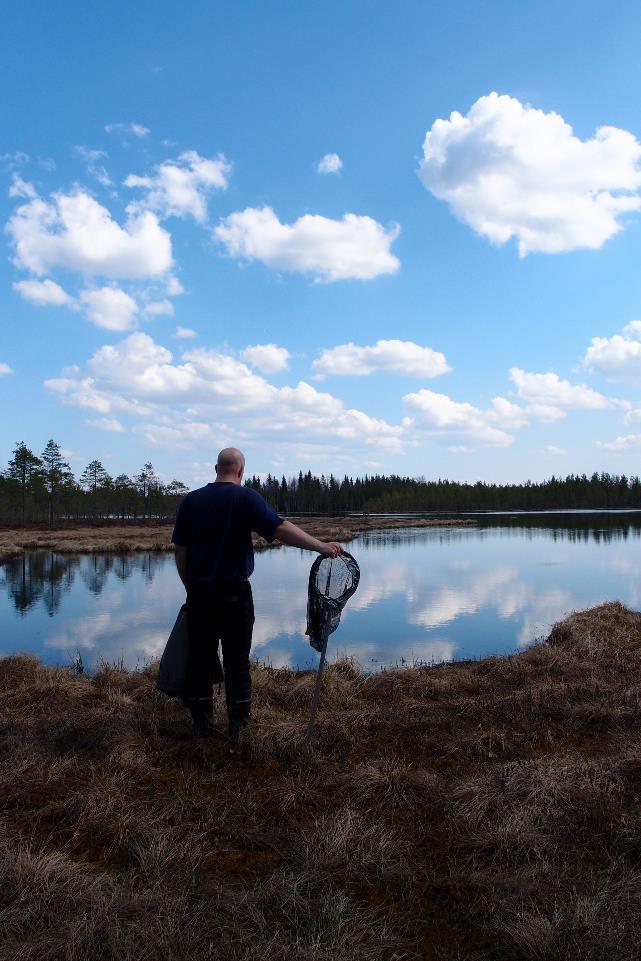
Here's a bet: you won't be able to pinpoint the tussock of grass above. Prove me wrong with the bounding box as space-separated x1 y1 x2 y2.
3 601 641 958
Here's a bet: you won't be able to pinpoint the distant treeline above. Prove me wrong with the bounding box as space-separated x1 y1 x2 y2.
245 470 641 513
2 439 640 526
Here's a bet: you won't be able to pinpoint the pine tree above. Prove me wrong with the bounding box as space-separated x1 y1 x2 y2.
41 440 72 526
80 460 111 523
135 462 158 519
7 441 42 526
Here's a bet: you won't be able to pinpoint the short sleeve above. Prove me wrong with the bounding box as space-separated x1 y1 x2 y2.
245 489 283 542
171 496 190 545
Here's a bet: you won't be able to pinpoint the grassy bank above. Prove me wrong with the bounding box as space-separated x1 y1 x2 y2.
2 601 641 959
0 515 475 564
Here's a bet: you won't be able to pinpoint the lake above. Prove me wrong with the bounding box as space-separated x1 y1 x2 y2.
2 512 641 671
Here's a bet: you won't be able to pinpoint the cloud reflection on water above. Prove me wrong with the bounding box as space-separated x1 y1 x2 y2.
1 518 641 669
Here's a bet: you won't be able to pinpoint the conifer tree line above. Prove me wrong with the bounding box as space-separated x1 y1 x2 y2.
246 469 641 512
2 439 640 525
1 440 189 525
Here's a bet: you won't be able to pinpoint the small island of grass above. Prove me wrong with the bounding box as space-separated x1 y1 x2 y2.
0 515 476 564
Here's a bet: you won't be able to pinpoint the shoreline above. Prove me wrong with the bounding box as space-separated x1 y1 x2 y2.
2 601 640 958
0 515 476 564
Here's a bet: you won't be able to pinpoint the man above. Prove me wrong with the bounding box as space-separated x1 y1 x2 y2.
172 447 343 740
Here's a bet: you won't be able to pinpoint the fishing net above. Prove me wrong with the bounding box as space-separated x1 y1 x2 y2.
306 551 360 652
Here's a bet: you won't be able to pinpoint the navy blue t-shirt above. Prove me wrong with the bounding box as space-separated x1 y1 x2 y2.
171 483 284 587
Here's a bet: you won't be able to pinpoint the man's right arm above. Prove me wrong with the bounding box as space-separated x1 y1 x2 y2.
273 520 342 558
174 544 188 588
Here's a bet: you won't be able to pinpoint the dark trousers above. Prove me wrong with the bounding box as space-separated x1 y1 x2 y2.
184 580 254 725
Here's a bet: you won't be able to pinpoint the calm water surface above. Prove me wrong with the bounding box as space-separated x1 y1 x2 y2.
2 513 641 671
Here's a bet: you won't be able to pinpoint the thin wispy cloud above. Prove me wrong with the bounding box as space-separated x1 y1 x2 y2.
125 151 232 223
104 122 150 138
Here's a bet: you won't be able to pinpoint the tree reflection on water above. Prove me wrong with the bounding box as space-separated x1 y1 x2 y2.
2 512 641 669
0 551 167 616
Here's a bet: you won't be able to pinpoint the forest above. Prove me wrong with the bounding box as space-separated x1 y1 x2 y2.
1 438 640 525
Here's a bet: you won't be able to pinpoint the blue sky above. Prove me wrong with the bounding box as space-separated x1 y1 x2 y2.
3 0 641 486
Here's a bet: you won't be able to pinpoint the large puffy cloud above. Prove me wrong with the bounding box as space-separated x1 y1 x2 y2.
214 206 400 282
45 332 405 454
418 92 641 255
242 343 291 374
80 287 138 331
509 367 626 419
125 150 231 223
313 339 450 377
582 321 641 384
13 278 75 307
7 189 172 278
403 389 519 447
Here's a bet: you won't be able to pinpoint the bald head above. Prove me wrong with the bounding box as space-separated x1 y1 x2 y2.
215 447 246 483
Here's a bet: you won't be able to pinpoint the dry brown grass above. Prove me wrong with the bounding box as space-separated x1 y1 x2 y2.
3 601 641 959
0 516 475 563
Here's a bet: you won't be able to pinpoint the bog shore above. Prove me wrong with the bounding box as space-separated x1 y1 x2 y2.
0 515 475 564
1 601 640 959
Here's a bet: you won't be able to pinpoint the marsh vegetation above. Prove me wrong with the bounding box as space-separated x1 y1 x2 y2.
2 602 641 959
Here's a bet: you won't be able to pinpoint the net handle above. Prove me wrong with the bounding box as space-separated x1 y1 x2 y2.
305 626 329 745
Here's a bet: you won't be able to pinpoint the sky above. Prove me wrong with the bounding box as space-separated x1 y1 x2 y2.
2 0 641 487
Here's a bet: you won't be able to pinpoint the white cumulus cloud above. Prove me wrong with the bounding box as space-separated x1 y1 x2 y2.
313 339 450 378
509 367 625 419
175 326 197 339
7 189 172 278
45 332 405 454
403 389 518 447
0 362 13 376
583 321 641 384
13 278 75 307
242 344 291 374
214 206 400 282
125 150 231 223
418 91 641 255
316 153 343 174
80 287 138 331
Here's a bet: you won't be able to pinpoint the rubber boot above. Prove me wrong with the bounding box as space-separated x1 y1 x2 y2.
189 698 215 739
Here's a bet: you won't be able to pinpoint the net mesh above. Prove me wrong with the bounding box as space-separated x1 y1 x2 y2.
306 551 360 653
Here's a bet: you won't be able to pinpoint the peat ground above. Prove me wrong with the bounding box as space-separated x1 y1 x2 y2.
0 516 475 564
2 601 641 959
